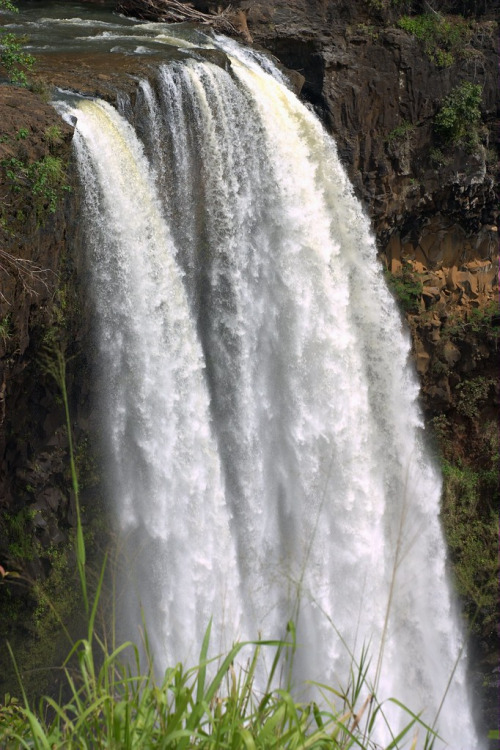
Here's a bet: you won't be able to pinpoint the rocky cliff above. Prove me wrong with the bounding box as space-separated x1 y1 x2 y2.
0 0 498 736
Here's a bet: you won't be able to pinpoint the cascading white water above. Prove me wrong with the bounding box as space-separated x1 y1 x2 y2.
58 35 480 749
64 98 243 663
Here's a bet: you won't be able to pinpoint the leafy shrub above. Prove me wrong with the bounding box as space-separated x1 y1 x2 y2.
465 300 498 332
386 119 415 144
456 376 492 419
444 300 498 339
384 263 422 313
433 81 482 148
1 154 70 222
30 155 69 213
0 0 35 86
429 147 451 166
0 32 35 87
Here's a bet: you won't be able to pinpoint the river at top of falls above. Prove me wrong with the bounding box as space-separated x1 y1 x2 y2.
11 3 480 745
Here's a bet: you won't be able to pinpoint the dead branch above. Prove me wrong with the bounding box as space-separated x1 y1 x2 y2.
0 248 52 303
117 0 240 35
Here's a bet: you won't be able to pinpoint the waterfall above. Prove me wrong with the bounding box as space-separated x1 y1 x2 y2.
58 36 479 749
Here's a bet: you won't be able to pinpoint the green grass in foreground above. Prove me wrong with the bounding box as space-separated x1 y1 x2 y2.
0 622 437 749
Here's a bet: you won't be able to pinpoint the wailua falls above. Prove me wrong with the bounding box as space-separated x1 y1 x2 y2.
1 3 497 749
53 35 477 748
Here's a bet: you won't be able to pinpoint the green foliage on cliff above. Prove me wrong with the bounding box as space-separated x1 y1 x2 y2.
441 459 498 637
431 360 498 647
397 13 473 67
385 119 415 143
455 375 493 419
1 152 70 225
433 81 482 148
0 1 35 86
0 32 35 86
0 120 72 304
384 263 423 313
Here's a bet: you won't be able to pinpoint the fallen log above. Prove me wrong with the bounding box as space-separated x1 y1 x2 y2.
116 0 246 38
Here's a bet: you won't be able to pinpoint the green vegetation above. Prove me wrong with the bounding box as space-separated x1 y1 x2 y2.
0 344 97 701
2 508 38 562
0 125 71 302
389 264 498 660
363 0 386 12
433 81 482 149
444 300 498 337
31 154 70 213
386 120 415 144
455 375 492 419
397 13 475 67
429 147 451 167
462 302 498 332
0 624 440 749
0 506 81 700
44 123 63 148
354 22 380 40
41 346 88 612
384 263 423 313
0 32 35 87
0 0 35 86
429 315 498 647
0 1 495 739
441 458 498 636
0 0 35 89
1 153 70 225
0 267 96 697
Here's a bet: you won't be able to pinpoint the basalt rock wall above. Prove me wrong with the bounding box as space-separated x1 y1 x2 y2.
0 87 76 537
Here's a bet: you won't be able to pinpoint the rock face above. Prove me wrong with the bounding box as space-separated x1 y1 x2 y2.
0 87 75 521
0 86 82 694
0 0 498 734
